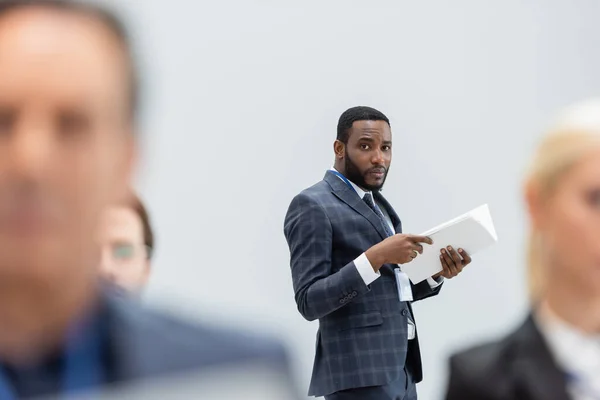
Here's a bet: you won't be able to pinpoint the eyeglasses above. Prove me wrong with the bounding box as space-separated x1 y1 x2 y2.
108 243 151 262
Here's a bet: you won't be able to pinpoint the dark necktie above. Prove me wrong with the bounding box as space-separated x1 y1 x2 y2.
363 193 394 237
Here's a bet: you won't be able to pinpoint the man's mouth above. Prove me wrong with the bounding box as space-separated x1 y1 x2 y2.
368 168 386 178
0 194 64 235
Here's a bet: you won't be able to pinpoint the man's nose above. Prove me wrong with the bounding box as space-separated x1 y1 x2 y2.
371 149 385 165
9 124 54 179
99 261 118 283
99 249 114 273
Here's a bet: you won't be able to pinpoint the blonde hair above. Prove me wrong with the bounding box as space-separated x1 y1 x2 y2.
526 99 600 302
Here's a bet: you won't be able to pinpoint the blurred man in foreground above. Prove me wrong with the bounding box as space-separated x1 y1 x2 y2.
0 1 295 398
97 193 153 293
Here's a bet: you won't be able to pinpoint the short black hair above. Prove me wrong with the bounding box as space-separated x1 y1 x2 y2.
337 106 390 143
0 0 139 120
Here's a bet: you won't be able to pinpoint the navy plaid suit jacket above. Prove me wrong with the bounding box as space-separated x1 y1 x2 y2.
284 171 442 397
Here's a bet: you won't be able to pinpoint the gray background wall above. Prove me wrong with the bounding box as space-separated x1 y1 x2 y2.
110 1 600 398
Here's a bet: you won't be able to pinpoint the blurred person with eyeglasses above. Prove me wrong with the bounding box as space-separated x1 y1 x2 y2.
97 193 153 293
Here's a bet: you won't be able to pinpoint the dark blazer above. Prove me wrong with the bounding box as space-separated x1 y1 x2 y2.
284 171 442 397
445 314 571 400
103 294 292 384
18 292 298 399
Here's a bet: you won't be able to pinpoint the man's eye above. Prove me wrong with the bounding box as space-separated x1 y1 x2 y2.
382 145 391 151
587 189 600 208
0 110 16 135
57 113 90 137
112 244 135 260
360 144 370 150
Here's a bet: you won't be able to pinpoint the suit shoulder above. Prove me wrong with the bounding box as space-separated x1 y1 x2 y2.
448 333 517 399
450 339 509 377
110 297 289 370
156 312 284 360
292 180 330 202
285 180 332 221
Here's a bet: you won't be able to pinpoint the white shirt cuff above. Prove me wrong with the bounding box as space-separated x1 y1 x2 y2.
427 276 444 288
354 253 381 286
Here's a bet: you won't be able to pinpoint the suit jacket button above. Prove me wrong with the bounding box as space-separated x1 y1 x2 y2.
352 291 357 296
339 299 345 304
402 309 408 316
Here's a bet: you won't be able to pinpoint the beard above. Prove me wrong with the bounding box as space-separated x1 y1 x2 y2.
344 150 388 192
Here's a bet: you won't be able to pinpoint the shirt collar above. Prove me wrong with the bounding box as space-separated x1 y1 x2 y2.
535 302 600 376
330 167 369 199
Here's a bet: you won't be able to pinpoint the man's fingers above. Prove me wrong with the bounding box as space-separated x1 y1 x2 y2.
459 249 472 266
440 248 454 267
409 235 433 245
404 253 417 264
439 255 451 278
441 249 458 276
447 246 462 265
411 243 424 254
438 246 471 278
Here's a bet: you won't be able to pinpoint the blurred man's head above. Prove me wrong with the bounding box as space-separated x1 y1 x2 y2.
0 0 137 360
97 193 153 292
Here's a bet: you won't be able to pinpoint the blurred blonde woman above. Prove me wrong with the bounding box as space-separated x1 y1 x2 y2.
445 99 600 400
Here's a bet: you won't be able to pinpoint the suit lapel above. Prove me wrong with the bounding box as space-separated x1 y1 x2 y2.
510 316 571 400
323 171 389 240
374 191 402 233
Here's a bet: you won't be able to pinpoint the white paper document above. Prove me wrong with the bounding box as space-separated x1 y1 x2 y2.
401 204 498 284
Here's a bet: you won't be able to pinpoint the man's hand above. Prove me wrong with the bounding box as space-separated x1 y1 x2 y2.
433 246 472 279
365 234 433 272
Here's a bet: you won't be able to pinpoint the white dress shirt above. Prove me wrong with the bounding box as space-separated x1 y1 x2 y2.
536 302 600 400
330 168 442 339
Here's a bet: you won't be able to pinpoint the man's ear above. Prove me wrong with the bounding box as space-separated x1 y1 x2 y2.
333 140 345 160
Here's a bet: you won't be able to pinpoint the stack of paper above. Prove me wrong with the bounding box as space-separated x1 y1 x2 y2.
401 204 498 284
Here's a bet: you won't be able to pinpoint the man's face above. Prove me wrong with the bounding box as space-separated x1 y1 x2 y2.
97 205 150 293
0 8 134 289
341 120 392 191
